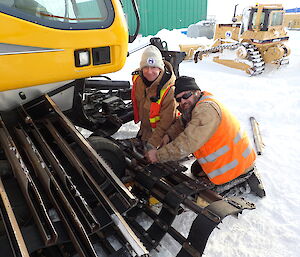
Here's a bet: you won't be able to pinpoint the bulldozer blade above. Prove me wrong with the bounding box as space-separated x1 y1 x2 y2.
213 56 252 72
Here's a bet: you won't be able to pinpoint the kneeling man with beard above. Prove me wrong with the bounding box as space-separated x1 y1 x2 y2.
145 76 257 187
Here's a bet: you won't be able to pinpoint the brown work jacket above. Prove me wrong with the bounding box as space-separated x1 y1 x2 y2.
131 61 177 147
157 97 221 161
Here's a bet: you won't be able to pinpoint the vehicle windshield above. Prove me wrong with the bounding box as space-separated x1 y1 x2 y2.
247 7 284 31
247 8 268 31
251 11 266 29
0 0 113 29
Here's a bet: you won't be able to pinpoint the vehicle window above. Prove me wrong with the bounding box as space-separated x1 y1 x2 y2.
12 0 107 22
252 12 265 28
0 0 113 29
270 11 283 26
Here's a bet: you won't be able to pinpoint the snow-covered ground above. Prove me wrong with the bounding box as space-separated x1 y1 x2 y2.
106 17 300 256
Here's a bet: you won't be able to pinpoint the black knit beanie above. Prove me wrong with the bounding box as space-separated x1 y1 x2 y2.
174 76 200 96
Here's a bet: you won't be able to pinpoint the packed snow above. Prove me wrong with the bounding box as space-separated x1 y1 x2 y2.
104 2 300 256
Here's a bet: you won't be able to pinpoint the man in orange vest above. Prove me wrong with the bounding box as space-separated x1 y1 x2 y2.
131 45 178 149
145 76 261 192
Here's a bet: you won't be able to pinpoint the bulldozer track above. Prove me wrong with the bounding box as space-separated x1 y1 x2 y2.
242 43 265 76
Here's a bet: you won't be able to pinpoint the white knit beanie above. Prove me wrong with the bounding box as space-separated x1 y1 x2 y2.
140 45 165 71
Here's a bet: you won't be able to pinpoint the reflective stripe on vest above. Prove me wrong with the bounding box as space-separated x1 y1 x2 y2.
198 128 251 165
149 84 173 128
208 160 239 179
202 129 253 180
198 145 230 164
193 91 256 185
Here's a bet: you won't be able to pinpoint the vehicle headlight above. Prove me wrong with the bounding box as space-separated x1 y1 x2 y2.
74 49 90 67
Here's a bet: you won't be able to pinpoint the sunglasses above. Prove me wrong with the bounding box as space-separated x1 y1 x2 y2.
176 91 193 103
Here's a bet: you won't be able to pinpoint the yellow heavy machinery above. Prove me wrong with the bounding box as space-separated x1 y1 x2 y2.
0 1 258 257
192 3 291 76
0 0 131 108
0 1 148 257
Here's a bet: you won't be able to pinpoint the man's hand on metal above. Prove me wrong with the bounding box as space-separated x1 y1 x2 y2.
145 149 158 163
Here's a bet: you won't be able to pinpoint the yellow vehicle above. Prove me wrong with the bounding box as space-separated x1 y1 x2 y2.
193 4 290 76
0 1 148 257
0 0 131 110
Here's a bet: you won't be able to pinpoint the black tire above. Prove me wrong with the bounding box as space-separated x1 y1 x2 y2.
88 136 126 183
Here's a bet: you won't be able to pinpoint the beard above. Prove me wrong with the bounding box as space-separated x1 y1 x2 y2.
181 106 193 126
178 95 199 126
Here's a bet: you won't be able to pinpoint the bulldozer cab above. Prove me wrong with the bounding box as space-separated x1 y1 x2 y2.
246 4 285 32
213 4 286 43
240 4 289 51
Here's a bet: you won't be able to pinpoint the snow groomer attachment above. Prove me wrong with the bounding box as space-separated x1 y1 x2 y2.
89 137 257 256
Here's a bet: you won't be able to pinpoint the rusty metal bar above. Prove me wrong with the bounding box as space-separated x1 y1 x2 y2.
0 178 30 257
24 120 101 233
44 94 136 204
41 118 149 257
0 118 57 247
14 126 98 257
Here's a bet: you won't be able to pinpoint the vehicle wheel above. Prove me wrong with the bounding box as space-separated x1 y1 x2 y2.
88 136 126 191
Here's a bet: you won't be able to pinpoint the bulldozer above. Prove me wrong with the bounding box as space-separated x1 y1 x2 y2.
190 3 291 76
0 1 262 257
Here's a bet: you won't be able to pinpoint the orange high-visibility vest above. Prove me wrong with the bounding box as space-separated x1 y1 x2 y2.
193 92 256 185
148 84 173 128
131 74 173 128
